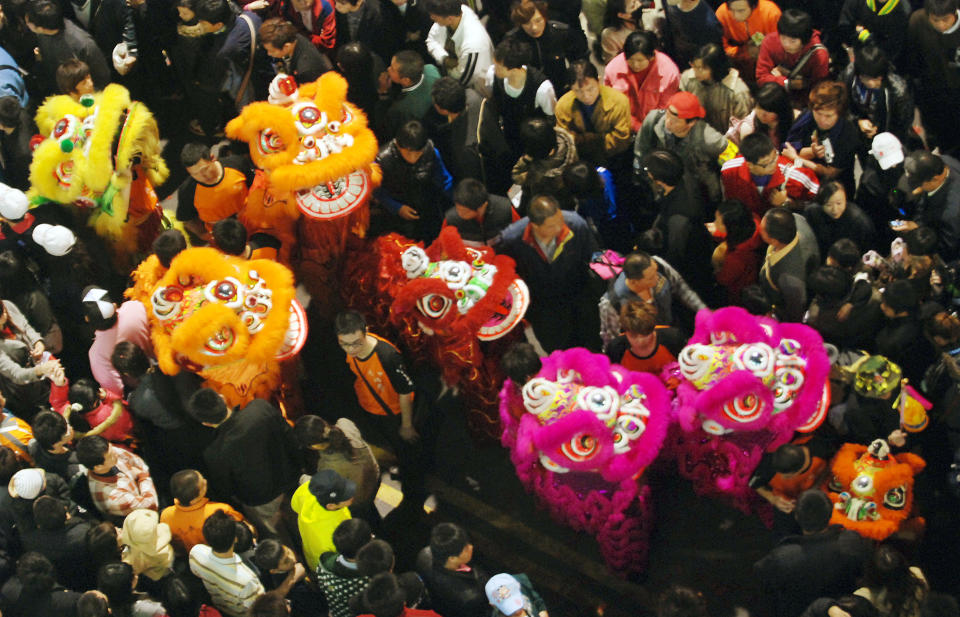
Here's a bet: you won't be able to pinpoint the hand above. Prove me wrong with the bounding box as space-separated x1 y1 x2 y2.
858 118 878 139
827 607 852 617
31 340 44 360
770 66 785 78
782 142 799 162
771 495 796 513
888 429 907 447
810 136 826 160
399 423 419 442
836 302 854 322
50 363 67 387
891 220 918 233
931 269 943 288
705 221 717 235
768 186 788 207
377 70 392 95
246 0 269 8
787 76 805 91
442 56 459 71
290 562 306 582
35 359 60 379
397 205 420 221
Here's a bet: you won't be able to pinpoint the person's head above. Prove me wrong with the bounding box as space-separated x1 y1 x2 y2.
97 561 136 607
657 586 709 617
25 0 62 31
69 378 104 414
567 59 600 106
250 592 291 617
32 495 67 531
430 522 472 569
336 41 373 77
201 510 237 553
493 37 530 77
794 489 833 533
193 0 231 31
0 96 21 134
253 539 299 573
335 309 368 357
643 149 684 191
181 142 222 185
715 199 756 248
770 443 810 476
360 572 407 617
519 117 555 159
0 446 19 485
853 45 889 90
76 435 116 473
152 229 187 268
760 207 796 247
233 519 253 553
690 42 729 84
754 81 793 140
431 76 467 115
739 132 779 177
510 0 548 37
333 518 373 559
817 181 847 219
452 178 489 221
388 50 425 87
81 286 117 331
924 311 960 347
260 18 298 58
904 151 949 193
333 0 364 14
394 120 429 163
861 544 924 615
777 9 813 53
177 0 197 22
881 279 919 317
87 521 122 565
31 410 71 452
55 58 93 97
808 266 852 305
602 0 643 28
623 251 656 293
623 31 658 73
904 226 939 258
925 0 959 32
485 573 526 617
187 388 229 426
500 342 542 385
111 341 151 383
170 469 206 505
308 469 356 509
77 590 111 617
809 81 847 130
620 300 658 350
664 91 705 138
424 0 462 24
827 238 861 270
562 161 602 199
17 551 56 596
528 194 563 241
724 0 758 23
212 218 248 256
162 576 205 617
740 285 773 315
357 538 395 575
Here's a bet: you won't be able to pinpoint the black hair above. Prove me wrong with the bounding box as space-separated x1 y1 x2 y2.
562 161 602 197
816 180 846 206
152 229 187 268
657 586 708 617
692 42 730 82
762 208 796 245
234 521 253 553
771 444 808 474
31 410 68 451
854 44 890 79
716 200 756 248
201 510 237 553
0 446 19 484
493 37 531 69
193 0 231 24
0 96 19 128
161 576 205 617
250 592 290 617
566 59 598 86
395 120 428 151
431 76 467 113
794 489 833 533
904 226 938 257
739 284 773 315
753 82 793 144
75 434 109 468
111 341 151 379
429 522 469 567
519 117 555 159
739 132 776 165
925 0 959 16
81 286 118 331
18 552 56 596
883 279 919 314
26 0 63 30
212 218 248 256
87 521 122 566
623 30 657 59
777 9 813 43
334 309 367 336
623 252 654 279
808 266 852 303
360 572 407 617
501 342 542 384
357 538 395 576
392 50 425 82
333 518 373 559
68 378 101 414
97 561 136 609
56 58 92 95
253 539 285 571
32 495 67 531
337 41 376 110
180 142 212 168
452 178 488 210
423 0 462 17
170 469 203 504
528 194 559 225
828 238 861 270
642 149 684 187
860 545 927 617
187 388 229 425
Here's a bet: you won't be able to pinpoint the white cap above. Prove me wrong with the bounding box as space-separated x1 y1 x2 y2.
32 224 76 256
8 468 45 500
870 132 904 170
0 184 29 220
485 574 524 616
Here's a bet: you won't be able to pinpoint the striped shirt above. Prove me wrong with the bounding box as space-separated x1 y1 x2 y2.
189 544 264 617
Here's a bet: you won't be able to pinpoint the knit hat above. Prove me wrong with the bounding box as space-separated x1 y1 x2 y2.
0 184 28 221
32 224 76 256
666 92 705 119
485 574 524 616
308 469 356 506
8 468 45 500
120 509 173 554
870 132 903 170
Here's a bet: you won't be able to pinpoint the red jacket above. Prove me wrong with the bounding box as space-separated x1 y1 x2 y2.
716 223 764 303
755 31 829 103
604 50 680 132
721 155 820 216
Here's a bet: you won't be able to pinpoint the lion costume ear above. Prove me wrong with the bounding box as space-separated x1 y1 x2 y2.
896 451 926 475
299 72 349 121
225 103 300 169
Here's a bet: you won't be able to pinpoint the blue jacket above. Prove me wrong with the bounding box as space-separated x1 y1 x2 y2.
0 47 27 107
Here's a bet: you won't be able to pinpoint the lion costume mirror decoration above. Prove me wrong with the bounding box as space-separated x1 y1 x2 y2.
669 307 831 513
499 349 671 575
29 84 168 270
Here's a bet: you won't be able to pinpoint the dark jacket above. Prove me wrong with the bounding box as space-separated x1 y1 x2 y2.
415 547 489 617
380 0 433 59
0 576 80 617
652 178 712 292
837 0 911 66
803 200 876 255
911 155 960 261
0 106 35 191
443 194 516 246
272 33 333 85
35 20 110 96
374 139 454 239
503 20 588 95
21 517 95 591
840 64 914 144
333 0 401 66
203 398 300 506
491 65 549 148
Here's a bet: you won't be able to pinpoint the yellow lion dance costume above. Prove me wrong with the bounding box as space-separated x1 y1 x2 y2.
226 72 380 314
29 84 168 272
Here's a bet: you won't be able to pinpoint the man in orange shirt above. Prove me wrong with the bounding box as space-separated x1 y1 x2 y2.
715 0 781 83
175 143 250 243
160 468 245 555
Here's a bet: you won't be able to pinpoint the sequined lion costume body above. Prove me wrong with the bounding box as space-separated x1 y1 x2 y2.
667 307 831 514
226 73 380 312
499 348 672 575
143 247 307 408
824 439 925 541
29 85 168 271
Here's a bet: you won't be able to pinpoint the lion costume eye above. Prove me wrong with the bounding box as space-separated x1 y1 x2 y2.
883 486 906 510
417 294 452 319
258 129 285 155
560 433 598 462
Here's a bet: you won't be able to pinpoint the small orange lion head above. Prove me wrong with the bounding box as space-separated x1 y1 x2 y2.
225 72 380 221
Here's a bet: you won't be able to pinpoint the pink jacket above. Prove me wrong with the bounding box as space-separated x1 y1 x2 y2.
604 50 680 132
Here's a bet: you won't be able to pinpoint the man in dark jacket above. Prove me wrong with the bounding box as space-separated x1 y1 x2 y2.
333 0 401 65
894 151 960 261
25 0 110 97
416 523 489 617
759 208 820 322
443 178 518 247
260 17 333 84
502 0 587 95
0 97 34 191
754 489 872 617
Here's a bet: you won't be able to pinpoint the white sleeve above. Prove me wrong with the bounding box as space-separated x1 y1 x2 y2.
484 64 495 91
536 80 557 116
426 23 448 64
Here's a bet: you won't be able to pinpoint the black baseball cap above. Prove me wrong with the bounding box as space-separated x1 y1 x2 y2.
308 469 357 506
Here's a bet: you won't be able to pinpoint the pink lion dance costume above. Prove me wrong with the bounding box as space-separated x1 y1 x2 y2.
670 307 831 514
499 349 672 575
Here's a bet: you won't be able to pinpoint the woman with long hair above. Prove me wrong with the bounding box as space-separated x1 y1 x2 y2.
599 0 645 63
854 545 928 617
680 42 753 133
726 81 793 146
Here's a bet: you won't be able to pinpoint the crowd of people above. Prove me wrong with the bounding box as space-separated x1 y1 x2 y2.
0 0 957 614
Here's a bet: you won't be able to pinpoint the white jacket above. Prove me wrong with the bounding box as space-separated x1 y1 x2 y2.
426 5 493 90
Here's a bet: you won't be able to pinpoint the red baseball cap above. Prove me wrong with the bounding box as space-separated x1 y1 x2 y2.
666 92 706 119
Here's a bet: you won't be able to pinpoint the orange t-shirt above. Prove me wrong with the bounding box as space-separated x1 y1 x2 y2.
160 498 244 554
346 334 415 416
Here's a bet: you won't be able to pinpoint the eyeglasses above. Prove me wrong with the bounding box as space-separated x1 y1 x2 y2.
338 337 366 349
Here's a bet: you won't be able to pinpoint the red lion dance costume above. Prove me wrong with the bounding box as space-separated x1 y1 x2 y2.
344 226 530 436
668 307 831 515
499 349 672 575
